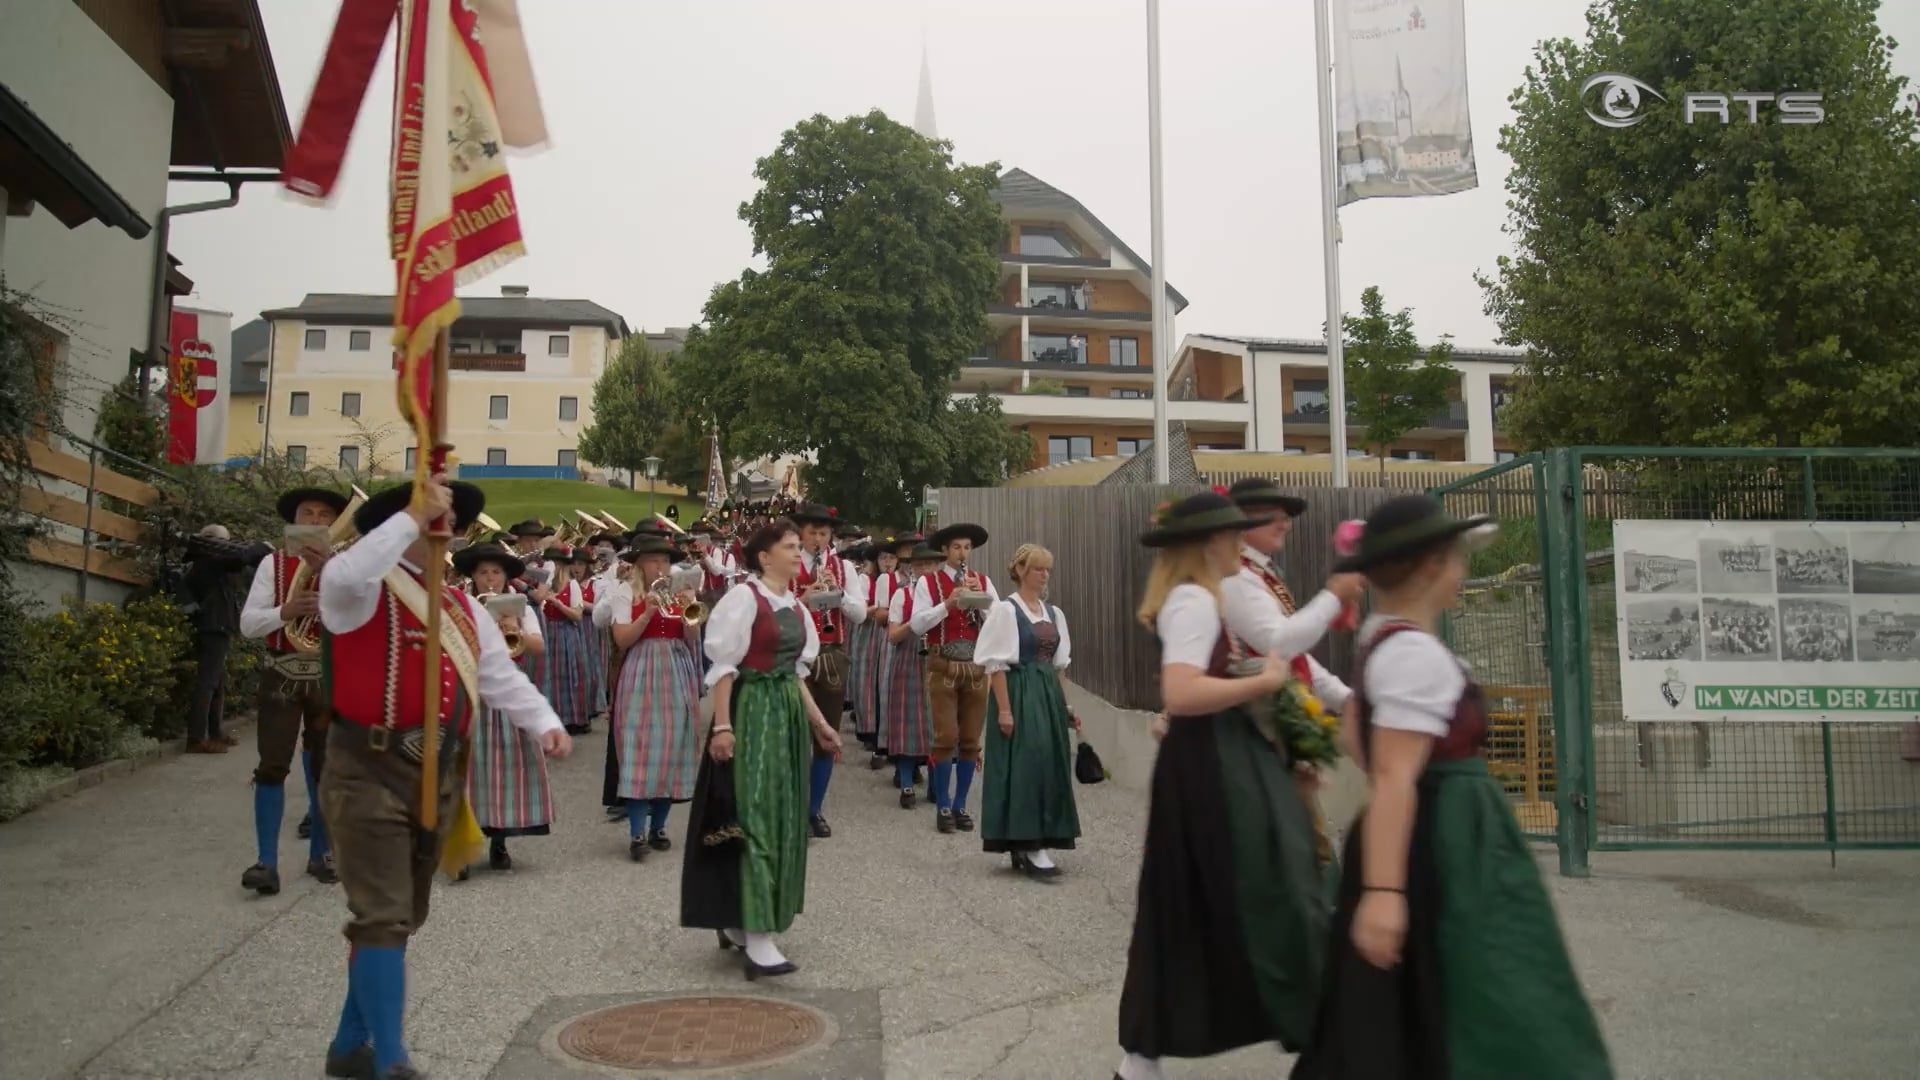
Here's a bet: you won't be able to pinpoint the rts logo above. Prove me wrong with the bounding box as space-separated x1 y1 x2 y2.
1581 73 1825 128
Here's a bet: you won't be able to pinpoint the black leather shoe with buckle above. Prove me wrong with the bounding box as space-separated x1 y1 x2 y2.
241 862 281 895
323 1043 373 1079
809 815 832 839
307 854 339 884
953 810 975 832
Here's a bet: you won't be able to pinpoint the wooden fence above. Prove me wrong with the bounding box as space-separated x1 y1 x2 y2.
936 484 1395 711
19 440 159 588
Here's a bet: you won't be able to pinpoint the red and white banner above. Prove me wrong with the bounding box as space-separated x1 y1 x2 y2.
166 306 231 465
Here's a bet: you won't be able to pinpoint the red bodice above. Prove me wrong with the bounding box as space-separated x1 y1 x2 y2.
325 583 480 736
926 567 982 645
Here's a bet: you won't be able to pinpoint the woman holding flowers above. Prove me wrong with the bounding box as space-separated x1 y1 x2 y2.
1292 495 1610 1079
1114 491 1329 1080
975 543 1081 879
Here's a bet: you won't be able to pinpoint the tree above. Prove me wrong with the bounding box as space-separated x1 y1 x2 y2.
1343 286 1456 476
653 416 713 502
342 414 403 481
576 337 672 484
678 110 1006 523
1481 0 1920 450
940 392 1035 486
94 374 164 468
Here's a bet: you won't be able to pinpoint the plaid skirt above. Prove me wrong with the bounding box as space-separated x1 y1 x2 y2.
880 636 932 760
543 616 590 728
849 621 886 737
583 616 610 716
612 636 701 801
468 704 553 835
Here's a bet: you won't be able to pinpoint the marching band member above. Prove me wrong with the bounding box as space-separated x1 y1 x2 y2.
866 534 920 769
681 518 840 979
975 543 1081 879
1292 495 1610 1079
609 535 703 862
884 541 942 806
789 503 868 839
452 542 553 874
908 522 999 834
846 541 886 759
236 485 350 895
583 530 623 726
316 476 570 1080
541 545 592 735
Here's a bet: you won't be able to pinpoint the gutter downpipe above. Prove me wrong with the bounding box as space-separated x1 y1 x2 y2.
141 183 240 404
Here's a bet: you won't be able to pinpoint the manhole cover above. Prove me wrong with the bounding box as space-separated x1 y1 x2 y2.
557 995 829 1072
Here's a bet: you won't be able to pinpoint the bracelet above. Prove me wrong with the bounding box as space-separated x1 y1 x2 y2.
712 726 733 735
1362 885 1405 894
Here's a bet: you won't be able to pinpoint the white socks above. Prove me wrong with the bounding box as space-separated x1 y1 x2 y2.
1027 849 1057 870
1116 1053 1164 1080
743 931 788 967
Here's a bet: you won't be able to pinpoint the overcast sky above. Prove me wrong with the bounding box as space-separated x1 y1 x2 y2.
168 0 1920 350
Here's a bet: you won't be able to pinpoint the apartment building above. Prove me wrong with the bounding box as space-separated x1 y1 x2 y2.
253 288 630 475
225 316 269 459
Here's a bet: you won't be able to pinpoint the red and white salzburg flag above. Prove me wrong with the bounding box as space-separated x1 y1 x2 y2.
166 307 230 465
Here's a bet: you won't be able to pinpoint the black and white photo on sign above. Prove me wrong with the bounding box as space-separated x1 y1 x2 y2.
1773 527 1851 594
1626 598 1702 662
1698 535 1775 594
1779 598 1855 663
1622 540 1699 594
1702 597 1778 662
1854 595 1920 663
1849 529 1920 595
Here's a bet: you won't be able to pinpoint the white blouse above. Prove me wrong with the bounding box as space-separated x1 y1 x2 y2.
1358 614 1466 738
887 584 911 625
1156 583 1224 670
702 576 821 689
592 579 629 628
974 596 1072 674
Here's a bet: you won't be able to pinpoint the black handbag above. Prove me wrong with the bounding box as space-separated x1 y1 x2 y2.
1074 735 1107 785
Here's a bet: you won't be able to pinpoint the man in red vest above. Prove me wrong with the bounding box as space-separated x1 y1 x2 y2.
790 502 868 838
908 522 999 833
317 475 571 1080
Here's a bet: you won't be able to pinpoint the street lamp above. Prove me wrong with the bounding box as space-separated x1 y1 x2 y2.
644 455 663 519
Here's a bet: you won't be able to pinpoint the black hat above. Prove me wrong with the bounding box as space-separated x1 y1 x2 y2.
690 519 719 536
451 541 525 580
542 543 577 563
842 541 876 562
1332 494 1496 574
354 481 486 537
886 533 924 555
276 486 350 524
488 530 515 545
509 519 555 538
587 531 624 548
931 522 989 550
789 502 839 526
835 521 866 540
1139 491 1270 548
626 522 672 543
1227 476 1307 518
907 542 944 563
621 537 677 561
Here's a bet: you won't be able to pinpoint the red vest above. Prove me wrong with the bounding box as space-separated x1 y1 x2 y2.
543 579 577 622
325 582 481 736
796 552 846 646
630 598 688 640
266 552 299 653
740 585 787 673
581 580 597 606
926 567 982 645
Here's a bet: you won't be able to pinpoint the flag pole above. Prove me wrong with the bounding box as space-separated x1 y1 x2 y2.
1145 0 1170 485
1312 0 1351 487
417 328 452 832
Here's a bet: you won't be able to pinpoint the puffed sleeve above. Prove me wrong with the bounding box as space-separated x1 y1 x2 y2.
1365 630 1463 737
797 600 821 679
974 599 1019 674
519 604 543 640
701 584 758 689
839 566 868 624
1155 584 1222 670
888 587 908 623
1052 605 1072 671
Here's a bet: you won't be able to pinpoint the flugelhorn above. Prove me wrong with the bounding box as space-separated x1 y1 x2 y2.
282 486 369 653
598 509 629 531
646 565 707 626
479 591 528 659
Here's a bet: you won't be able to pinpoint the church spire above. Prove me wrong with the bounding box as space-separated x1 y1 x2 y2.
913 42 939 139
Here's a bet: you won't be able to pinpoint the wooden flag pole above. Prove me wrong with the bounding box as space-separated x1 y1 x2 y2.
417 328 453 832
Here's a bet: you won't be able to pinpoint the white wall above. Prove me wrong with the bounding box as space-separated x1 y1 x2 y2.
0 2 174 444
1249 347 1287 451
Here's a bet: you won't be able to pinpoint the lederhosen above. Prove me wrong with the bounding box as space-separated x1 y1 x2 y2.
924 567 989 765
256 551 333 787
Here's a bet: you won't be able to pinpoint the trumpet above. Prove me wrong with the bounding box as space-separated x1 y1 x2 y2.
282 487 369 653
950 557 993 614
802 547 844 611
478 591 528 659
645 564 708 626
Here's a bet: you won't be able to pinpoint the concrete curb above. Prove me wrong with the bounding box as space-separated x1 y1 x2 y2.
18 716 257 815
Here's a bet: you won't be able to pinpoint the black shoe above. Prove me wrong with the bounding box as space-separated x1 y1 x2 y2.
648 830 672 852
743 956 799 981
297 813 313 840
241 862 281 895
489 843 512 872
936 810 955 834
809 815 832 839
953 810 975 832
868 752 886 770
899 789 916 810
629 838 647 862
306 854 339 884
455 866 472 881
1012 851 1062 881
715 929 738 951
605 803 626 821
323 1042 374 1079
377 1065 428 1079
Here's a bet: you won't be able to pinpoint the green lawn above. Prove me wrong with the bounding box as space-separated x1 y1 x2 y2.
465 479 703 535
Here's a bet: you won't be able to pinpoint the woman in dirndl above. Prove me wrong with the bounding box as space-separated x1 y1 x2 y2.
846 542 885 761
1115 491 1326 1080
1292 495 1611 1080
866 535 919 769
882 542 942 807
454 542 554 873
541 546 592 735
977 543 1081 879
681 518 841 979
608 536 702 863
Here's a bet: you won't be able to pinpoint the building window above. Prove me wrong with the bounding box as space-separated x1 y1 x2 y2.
1109 337 1140 366
1046 435 1095 467
303 329 326 350
255 404 265 424
348 330 371 351
1064 386 1090 398
489 395 509 420
404 447 418 473
286 445 307 468
1282 445 1307 455
487 448 508 466
1291 378 1329 416
558 449 578 471
1495 450 1518 463
1018 226 1082 258
558 396 579 421
1029 334 1086 365
1111 388 1150 399
1490 380 1517 412
495 339 518 355
340 391 361 418
289 391 310 416
1026 282 1087 310
1391 449 1437 461
451 340 473 354
339 445 361 470
1116 438 1151 456
547 334 570 357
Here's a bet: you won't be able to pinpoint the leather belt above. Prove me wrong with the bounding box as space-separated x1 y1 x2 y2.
264 653 322 680
333 719 466 765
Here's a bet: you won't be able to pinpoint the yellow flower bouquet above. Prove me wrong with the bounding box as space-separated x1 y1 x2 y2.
1271 678 1341 767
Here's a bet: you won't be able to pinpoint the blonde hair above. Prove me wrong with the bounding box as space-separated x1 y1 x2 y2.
1135 540 1223 626
1007 543 1053 584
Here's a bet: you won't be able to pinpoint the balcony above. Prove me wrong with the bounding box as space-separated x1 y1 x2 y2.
961 355 1154 381
989 303 1151 326
953 391 1251 428
392 351 527 373
1282 398 1469 431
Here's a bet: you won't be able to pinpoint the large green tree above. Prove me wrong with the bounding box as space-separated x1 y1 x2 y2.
678 110 1008 523
576 337 672 483
1344 286 1457 474
1481 0 1920 449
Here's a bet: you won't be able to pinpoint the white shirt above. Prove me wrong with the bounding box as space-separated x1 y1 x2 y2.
1157 583 1225 670
702 576 822 689
1358 614 1465 738
975 595 1072 674
802 549 868 623
318 513 562 737
870 571 896 615
240 553 288 640
908 564 1003 636
887 582 913 626
592 574 630 628
1224 546 1352 707
702 550 736 578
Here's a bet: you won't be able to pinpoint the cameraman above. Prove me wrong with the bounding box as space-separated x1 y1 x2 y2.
178 524 271 753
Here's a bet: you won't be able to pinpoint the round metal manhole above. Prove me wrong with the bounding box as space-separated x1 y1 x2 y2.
556 995 830 1073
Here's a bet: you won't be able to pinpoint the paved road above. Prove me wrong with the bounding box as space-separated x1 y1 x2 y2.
2 725 1918 1079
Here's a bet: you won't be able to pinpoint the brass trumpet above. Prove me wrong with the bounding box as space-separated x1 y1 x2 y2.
646 564 708 626
478 591 528 659
282 486 369 653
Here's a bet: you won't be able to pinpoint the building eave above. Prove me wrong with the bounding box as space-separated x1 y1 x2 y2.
0 81 151 239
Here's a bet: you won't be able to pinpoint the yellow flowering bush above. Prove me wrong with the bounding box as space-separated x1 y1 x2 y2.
0 597 192 773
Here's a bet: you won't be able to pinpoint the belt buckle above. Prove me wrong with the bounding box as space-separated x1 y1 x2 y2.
367 726 391 753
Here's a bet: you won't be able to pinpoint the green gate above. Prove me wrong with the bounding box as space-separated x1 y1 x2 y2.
1431 448 1920 876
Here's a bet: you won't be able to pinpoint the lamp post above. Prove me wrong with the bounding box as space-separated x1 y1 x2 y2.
644 455 663 519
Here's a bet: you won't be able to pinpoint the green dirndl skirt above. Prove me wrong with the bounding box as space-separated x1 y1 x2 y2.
981 660 1080 852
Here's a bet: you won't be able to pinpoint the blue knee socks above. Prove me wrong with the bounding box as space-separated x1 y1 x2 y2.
352 944 409 1073
330 946 370 1056
253 783 284 867
808 755 833 818
954 759 978 810
895 759 916 791
649 798 672 834
931 760 955 811
626 799 648 840
302 751 330 860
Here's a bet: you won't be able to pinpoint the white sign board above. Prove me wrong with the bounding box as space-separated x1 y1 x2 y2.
1613 521 1920 721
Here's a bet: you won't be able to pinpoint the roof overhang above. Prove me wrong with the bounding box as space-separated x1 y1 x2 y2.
166 0 292 170
0 82 151 239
